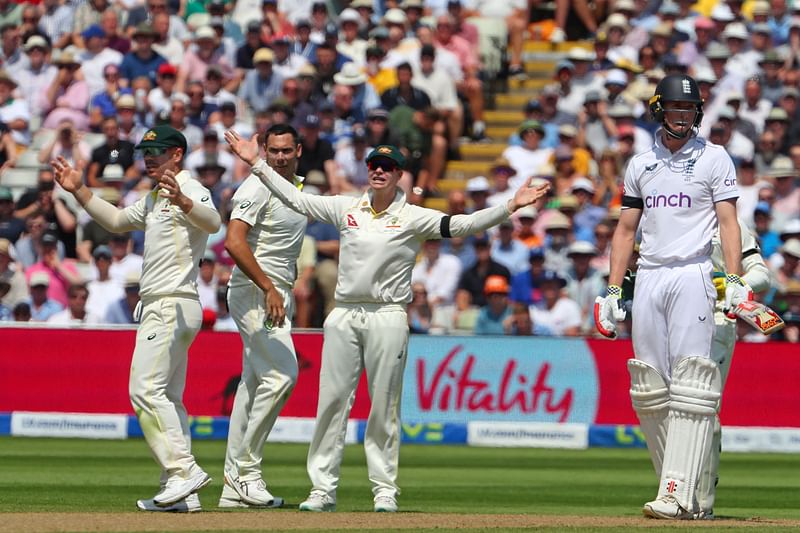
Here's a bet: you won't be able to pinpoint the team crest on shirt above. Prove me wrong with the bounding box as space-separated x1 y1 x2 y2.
683 158 697 181
383 216 402 234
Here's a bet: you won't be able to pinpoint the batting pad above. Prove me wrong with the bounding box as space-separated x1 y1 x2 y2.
659 356 722 511
628 359 670 477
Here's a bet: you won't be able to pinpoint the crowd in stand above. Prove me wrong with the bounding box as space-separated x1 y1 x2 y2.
0 0 797 341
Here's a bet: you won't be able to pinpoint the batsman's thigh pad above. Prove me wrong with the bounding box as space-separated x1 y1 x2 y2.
659 356 722 511
628 359 670 477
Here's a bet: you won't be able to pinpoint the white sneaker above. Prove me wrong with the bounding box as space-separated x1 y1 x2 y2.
224 470 280 507
154 469 211 507
374 495 398 513
298 491 336 512
137 493 201 513
642 496 695 520
695 509 715 520
549 27 566 44
218 484 284 508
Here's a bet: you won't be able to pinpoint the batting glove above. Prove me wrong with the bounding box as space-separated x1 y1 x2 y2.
712 272 726 301
594 285 627 339
723 273 753 319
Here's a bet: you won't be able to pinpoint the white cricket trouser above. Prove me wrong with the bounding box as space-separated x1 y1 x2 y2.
224 284 298 480
129 296 203 479
696 311 736 512
307 303 409 500
632 258 716 380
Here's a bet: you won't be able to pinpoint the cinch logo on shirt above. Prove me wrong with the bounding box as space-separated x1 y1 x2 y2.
645 191 692 209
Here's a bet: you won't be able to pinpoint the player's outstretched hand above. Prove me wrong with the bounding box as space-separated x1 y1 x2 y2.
508 177 550 212
51 156 83 193
225 130 260 166
264 286 286 329
594 285 627 339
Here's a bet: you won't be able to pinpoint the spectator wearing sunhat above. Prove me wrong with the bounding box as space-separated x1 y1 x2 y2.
337 8 368 66
529 270 581 336
178 25 236 94
502 120 553 191
540 211 572 277
186 129 235 184
770 237 800 294
25 270 63 321
334 61 380 116
14 36 56 119
104 270 140 324
0 237 27 308
766 156 800 230
26 231 81 307
487 157 518 209
491 219 529 275
465 176 490 213
765 107 792 153
119 23 167 86
564 240 604 334
239 47 284 114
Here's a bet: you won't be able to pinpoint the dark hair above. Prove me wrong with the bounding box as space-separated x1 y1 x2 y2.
67 283 89 298
264 123 300 145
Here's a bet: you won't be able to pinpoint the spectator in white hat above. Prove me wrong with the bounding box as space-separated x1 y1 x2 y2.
14 36 56 120
25 270 63 321
564 240 605 335
570 177 606 242
465 176 490 213
337 8 368 65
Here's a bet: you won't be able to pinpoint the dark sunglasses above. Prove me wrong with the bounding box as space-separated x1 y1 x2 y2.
141 147 168 156
368 160 398 172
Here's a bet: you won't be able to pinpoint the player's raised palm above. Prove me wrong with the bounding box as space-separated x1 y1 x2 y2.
509 178 551 212
225 130 260 166
51 156 83 193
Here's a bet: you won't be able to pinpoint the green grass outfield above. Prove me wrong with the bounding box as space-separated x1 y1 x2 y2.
1 437 799 530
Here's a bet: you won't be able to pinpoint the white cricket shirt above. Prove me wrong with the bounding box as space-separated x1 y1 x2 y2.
228 174 308 291
623 133 739 268
122 170 219 299
251 160 511 304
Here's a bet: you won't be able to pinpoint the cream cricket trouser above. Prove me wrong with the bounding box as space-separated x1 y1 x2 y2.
129 296 203 480
307 303 409 500
696 311 736 512
224 284 298 481
632 258 716 380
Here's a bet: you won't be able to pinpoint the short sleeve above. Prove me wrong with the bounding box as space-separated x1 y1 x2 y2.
230 178 268 227
622 159 641 200
710 150 739 203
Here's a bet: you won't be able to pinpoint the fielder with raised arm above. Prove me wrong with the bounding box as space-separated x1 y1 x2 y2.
220 124 307 509
53 126 221 512
594 74 750 519
225 131 550 513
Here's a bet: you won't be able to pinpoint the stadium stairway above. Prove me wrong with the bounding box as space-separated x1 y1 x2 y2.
424 40 593 213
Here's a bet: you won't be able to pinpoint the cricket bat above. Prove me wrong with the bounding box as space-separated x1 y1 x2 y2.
730 301 785 335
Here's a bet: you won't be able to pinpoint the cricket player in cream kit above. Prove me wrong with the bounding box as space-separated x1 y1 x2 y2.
226 131 550 513
595 75 751 519
52 126 221 512
220 124 307 508
695 220 769 517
